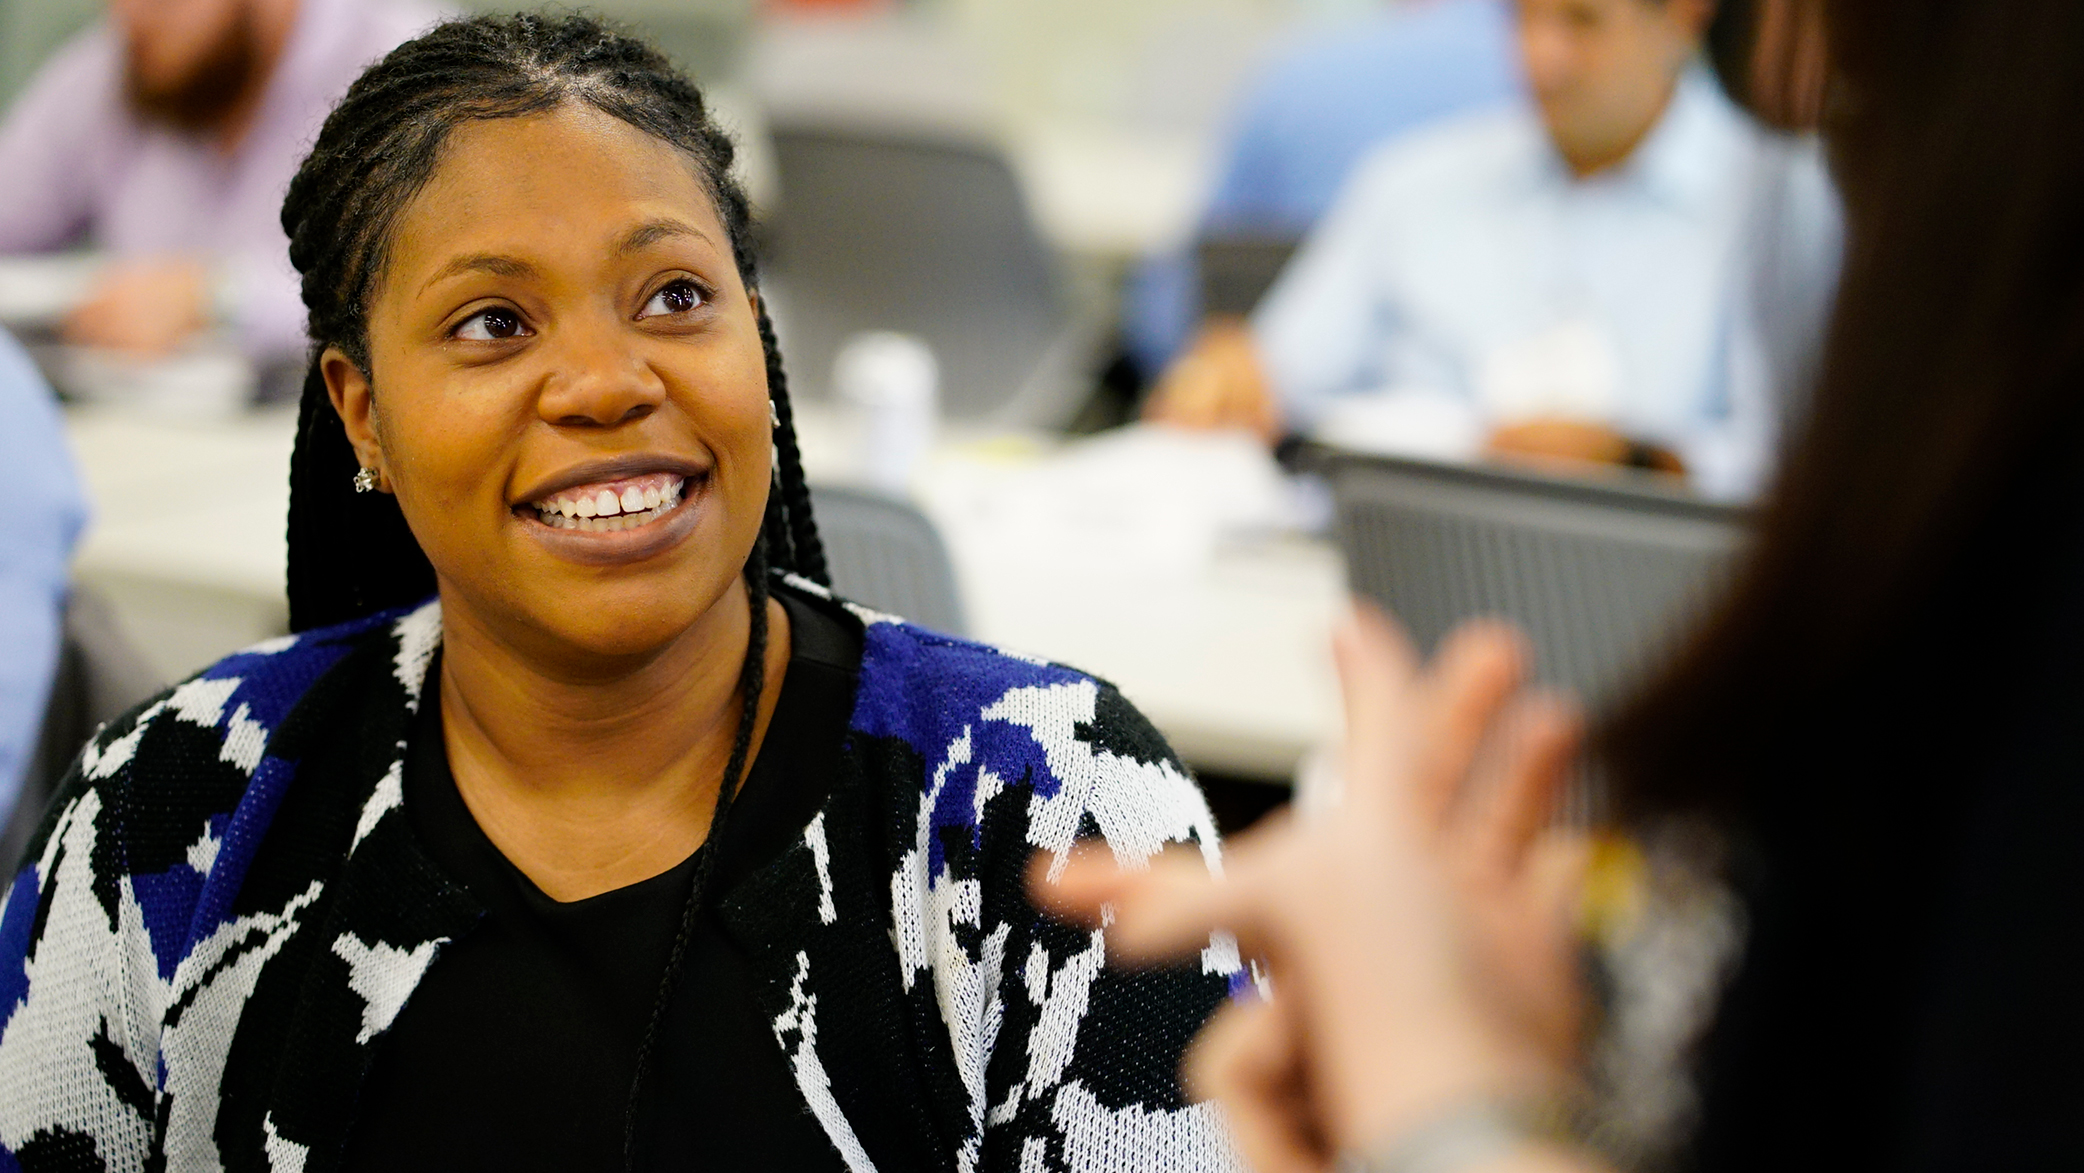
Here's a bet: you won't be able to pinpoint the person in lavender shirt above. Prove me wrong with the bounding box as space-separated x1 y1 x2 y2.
0 0 435 363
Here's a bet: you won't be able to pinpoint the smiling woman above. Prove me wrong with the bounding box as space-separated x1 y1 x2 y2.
0 16 1243 1173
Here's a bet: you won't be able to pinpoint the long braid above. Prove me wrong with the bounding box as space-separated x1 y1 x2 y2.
621 537 770 1169
758 303 830 585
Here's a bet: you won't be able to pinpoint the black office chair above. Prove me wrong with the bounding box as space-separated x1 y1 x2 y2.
1328 454 1748 712
3 588 163 874
1328 453 1749 820
759 124 1091 428
810 484 967 638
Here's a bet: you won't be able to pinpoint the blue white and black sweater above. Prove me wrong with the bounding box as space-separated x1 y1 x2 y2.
0 579 1244 1172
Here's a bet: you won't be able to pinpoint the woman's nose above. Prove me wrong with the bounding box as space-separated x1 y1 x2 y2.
535 318 667 427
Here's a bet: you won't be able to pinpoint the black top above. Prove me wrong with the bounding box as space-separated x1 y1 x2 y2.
1686 515 2084 1170
341 587 861 1172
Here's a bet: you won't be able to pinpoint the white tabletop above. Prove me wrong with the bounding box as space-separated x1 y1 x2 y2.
64 403 1342 780
67 404 295 603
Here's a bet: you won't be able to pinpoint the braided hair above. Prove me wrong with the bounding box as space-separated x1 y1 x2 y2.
280 11 825 632
275 15 826 1166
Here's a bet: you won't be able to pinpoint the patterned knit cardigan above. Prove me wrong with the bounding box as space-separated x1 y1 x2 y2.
0 584 1245 1173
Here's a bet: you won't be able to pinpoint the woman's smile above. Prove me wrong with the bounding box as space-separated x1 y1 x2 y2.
512 457 711 566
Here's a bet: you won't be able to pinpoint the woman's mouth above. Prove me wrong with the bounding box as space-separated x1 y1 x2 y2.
523 472 689 532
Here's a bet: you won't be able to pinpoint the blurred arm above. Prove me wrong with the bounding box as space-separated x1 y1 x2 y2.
1678 135 1844 501
1250 150 1407 434
0 331 88 820
1142 315 1281 442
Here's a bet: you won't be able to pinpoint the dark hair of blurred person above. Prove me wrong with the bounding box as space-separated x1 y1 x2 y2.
1602 0 2084 1163
1704 0 1829 130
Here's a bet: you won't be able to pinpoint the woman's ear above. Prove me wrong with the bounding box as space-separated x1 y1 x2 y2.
321 345 391 493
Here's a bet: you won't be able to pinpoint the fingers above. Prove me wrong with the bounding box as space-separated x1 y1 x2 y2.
1481 829 1593 1067
1330 603 1423 813
1526 832 1592 935
1186 999 1333 1173
1463 695 1584 879
1027 844 1126 927
1027 844 1255 965
1333 605 1535 841
1408 622 1527 833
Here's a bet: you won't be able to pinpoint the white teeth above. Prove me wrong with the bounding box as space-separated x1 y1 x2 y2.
529 474 687 532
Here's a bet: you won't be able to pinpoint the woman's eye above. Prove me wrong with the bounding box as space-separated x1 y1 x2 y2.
640 280 705 319
454 307 528 341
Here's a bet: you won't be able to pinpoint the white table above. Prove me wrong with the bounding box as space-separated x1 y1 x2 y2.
65 405 1344 781
65 406 295 683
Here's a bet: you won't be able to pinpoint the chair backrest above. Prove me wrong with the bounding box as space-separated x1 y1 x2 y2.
760 125 1082 426
4 587 163 873
1328 453 1749 715
809 484 967 638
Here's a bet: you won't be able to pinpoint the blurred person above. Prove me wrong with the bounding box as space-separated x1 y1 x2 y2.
1045 0 2084 1168
0 17 1242 1171
1120 0 1520 380
1147 0 1840 502
0 326 86 854
0 0 434 362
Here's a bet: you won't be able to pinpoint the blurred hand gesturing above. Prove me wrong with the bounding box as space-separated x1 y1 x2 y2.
1033 606 1592 1172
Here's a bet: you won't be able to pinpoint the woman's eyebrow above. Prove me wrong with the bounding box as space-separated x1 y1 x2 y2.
421 253 536 293
619 217 713 254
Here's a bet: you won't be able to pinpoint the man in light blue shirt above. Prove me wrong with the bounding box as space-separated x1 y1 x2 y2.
1121 0 1520 377
1150 0 1841 501
0 328 86 829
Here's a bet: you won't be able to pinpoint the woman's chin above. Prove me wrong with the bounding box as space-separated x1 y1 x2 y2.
502 574 742 668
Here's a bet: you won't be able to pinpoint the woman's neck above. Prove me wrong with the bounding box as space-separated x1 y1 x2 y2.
434 579 792 902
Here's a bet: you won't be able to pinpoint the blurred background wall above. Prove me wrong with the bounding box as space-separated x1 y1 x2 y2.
0 0 98 107
1 0 1372 158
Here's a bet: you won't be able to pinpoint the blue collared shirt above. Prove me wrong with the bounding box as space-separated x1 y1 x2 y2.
1121 0 1520 375
1255 68 1842 500
0 328 86 825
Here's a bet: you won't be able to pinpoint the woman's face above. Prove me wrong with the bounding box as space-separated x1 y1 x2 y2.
327 104 770 663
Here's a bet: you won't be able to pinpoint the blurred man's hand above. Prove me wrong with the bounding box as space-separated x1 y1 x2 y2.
63 258 211 356
1143 316 1282 444
1487 417 1685 476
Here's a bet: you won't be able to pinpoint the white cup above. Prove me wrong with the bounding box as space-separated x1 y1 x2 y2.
833 330 938 495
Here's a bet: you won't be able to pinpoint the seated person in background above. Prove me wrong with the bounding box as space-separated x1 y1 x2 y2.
1120 0 1520 381
0 327 86 853
0 0 432 363
1148 0 1841 502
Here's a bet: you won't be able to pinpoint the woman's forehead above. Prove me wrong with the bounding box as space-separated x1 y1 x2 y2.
389 106 725 275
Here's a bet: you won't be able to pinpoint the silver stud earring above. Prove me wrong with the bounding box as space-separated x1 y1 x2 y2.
769 399 781 429
352 466 378 494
